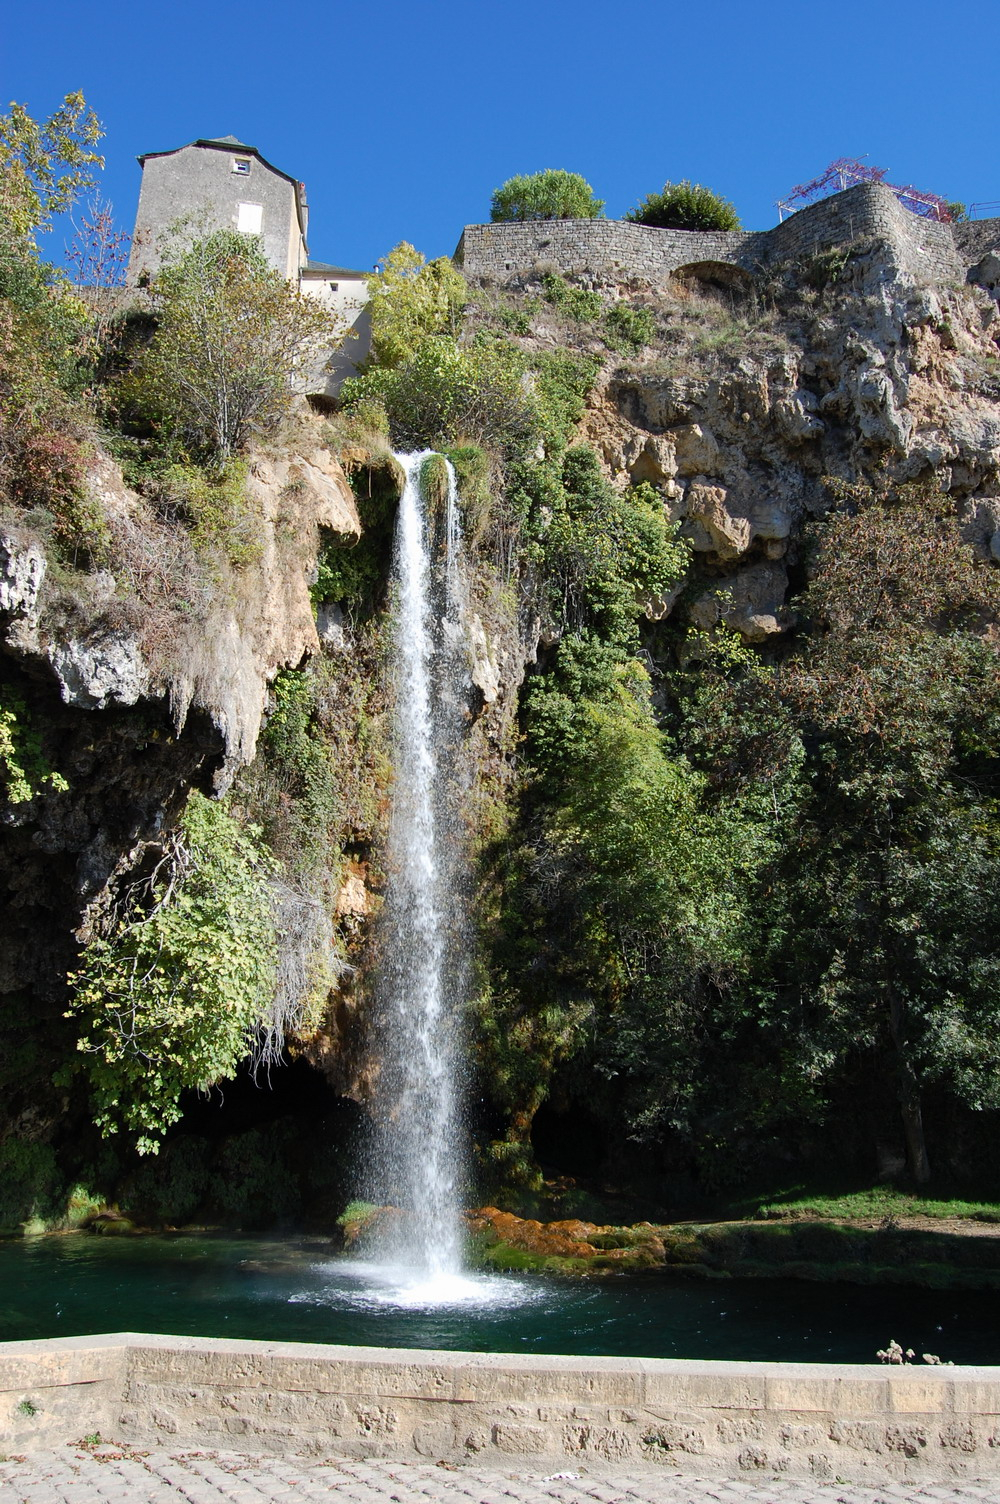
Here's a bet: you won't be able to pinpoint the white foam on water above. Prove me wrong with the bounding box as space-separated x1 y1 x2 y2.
292 1258 541 1312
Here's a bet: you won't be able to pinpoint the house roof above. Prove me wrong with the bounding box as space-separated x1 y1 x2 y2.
302 260 371 278
136 137 308 239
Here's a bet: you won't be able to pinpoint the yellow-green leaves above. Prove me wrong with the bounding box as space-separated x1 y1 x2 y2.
367 242 467 370
66 792 278 1153
0 689 68 804
0 93 103 237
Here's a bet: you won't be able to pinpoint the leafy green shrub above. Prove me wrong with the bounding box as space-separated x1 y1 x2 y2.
121 1136 210 1225
800 246 852 291
342 334 537 452
481 621 756 1159
493 299 539 335
490 170 604 222
257 667 342 875
445 444 492 542
518 448 688 644
626 180 741 231
541 272 603 322
209 1125 300 1224
367 242 466 369
313 533 371 611
530 351 601 447
604 302 656 353
312 455 400 612
152 458 259 568
66 791 279 1153
0 1138 64 1229
0 687 69 804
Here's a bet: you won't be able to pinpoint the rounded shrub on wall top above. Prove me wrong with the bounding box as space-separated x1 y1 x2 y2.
490 170 605 222
626 180 741 232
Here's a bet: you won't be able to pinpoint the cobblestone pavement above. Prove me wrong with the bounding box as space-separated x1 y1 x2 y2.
0 1449 997 1504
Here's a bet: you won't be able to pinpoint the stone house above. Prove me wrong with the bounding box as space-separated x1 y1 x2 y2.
127 135 310 284
127 135 371 388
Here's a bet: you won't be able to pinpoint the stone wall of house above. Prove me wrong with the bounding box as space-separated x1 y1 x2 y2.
128 143 304 285
457 183 992 289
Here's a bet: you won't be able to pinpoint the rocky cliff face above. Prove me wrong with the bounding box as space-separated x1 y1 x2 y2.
551 240 1000 647
0 416 362 1137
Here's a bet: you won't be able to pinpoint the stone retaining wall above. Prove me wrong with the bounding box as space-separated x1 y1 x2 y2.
457 182 980 289
956 217 1000 265
455 218 751 283
3 1333 1000 1484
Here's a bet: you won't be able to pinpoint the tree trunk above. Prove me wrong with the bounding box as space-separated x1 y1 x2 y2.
898 1076 931 1183
888 987 931 1183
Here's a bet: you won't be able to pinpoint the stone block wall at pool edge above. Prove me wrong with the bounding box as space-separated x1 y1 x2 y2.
2 1333 1000 1482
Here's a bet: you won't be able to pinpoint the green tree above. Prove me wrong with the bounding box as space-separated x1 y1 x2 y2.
745 483 1000 1182
0 92 103 236
626 180 741 231
367 242 466 369
480 631 768 1165
0 96 101 539
66 792 279 1153
515 448 689 646
490 170 604 222
121 230 340 461
476 451 724 1166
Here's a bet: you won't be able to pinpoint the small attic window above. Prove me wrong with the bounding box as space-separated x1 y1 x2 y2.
232 157 251 175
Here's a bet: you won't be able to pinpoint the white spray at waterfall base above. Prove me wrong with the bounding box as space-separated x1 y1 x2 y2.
367 451 471 1292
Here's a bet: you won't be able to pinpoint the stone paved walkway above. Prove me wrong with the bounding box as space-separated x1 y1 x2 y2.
0 1449 996 1504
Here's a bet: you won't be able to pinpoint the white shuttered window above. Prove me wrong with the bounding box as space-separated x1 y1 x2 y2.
237 202 263 234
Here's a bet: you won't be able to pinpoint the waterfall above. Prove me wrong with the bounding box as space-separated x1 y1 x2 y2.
371 450 468 1281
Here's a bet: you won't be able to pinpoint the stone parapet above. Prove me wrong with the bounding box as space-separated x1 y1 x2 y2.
3 1333 1000 1483
455 219 751 282
457 183 970 289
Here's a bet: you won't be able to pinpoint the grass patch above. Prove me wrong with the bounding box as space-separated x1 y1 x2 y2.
753 1184 1000 1223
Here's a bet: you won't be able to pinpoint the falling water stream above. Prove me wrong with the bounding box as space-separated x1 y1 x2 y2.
367 451 472 1297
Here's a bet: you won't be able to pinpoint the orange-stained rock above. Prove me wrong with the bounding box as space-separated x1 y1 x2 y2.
466 1207 598 1259
547 1219 598 1240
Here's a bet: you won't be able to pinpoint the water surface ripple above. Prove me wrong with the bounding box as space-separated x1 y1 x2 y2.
2 1234 999 1364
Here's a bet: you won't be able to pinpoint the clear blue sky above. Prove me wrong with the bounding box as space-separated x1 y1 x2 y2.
5 0 997 272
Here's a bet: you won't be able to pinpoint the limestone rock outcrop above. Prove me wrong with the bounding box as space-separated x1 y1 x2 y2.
0 424 363 1086
682 483 752 559
690 561 790 642
577 239 1000 641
